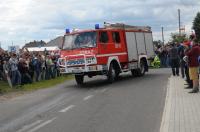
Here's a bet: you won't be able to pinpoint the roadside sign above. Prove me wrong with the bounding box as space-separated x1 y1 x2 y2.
8 46 20 53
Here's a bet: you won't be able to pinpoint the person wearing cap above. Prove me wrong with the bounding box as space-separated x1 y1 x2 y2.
186 39 200 93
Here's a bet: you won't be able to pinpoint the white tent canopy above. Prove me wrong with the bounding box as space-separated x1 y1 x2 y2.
27 46 60 52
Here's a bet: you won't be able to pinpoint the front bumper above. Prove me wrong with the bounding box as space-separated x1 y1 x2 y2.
59 65 107 74
58 54 108 74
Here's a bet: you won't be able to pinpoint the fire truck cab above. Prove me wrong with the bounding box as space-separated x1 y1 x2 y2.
59 23 154 85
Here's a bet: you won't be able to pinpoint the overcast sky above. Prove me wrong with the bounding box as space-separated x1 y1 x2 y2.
0 0 199 49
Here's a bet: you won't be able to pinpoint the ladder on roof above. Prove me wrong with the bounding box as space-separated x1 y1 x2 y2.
104 22 151 31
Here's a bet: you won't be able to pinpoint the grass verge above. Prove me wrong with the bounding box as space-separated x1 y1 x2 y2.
0 75 74 95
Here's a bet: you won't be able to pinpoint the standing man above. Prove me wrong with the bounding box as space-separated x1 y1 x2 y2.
9 53 21 86
0 50 4 80
186 40 200 93
177 42 185 78
45 55 54 80
33 54 42 82
168 43 180 76
183 40 193 89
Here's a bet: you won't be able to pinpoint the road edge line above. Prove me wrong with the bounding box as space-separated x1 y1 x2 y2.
159 76 172 132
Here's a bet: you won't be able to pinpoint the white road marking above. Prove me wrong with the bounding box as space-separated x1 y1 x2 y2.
83 95 94 101
59 105 75 113
17 120 43 132
101 88 107 93
160 78 171 132
27 117 56 132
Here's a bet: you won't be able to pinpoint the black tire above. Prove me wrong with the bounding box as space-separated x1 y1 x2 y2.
75 75 84 85
107 63 116 83
115 72 120 80
138 60 146 76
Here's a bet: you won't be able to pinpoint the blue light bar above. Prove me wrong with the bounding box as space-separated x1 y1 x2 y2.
66 28 70 33
95 24 100 29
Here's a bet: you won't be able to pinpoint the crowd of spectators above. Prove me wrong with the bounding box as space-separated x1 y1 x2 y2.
155 35 200 93
0 49 60 87
154 44 171 68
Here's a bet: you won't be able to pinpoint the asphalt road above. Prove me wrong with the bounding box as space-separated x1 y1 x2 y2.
0 68 171 132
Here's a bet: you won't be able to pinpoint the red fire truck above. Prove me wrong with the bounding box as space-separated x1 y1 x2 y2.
59 23 154 85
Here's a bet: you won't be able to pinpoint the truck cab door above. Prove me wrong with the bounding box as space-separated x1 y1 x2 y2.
98 31 110 55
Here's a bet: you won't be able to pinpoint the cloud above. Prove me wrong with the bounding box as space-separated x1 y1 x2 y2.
0 0 199 49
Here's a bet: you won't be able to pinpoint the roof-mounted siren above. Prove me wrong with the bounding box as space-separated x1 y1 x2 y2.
66 28 70 34
95 24 100 29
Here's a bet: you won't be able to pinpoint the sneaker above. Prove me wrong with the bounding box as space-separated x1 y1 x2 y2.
188 89 199 93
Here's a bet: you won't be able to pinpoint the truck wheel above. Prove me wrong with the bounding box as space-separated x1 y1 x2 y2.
75 75 84 85
107 63 116 83
115 72 120 80
138 60 146 76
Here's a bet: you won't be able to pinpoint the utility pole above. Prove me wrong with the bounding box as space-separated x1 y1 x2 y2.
178 9 181 36
161 27 165 45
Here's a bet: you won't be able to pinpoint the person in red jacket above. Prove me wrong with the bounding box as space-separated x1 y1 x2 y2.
186 40 200 93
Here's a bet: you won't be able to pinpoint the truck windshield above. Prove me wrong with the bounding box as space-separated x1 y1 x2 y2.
63 31 97 50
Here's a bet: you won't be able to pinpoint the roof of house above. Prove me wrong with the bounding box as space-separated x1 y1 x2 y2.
23 40 46 49
47 36 63 48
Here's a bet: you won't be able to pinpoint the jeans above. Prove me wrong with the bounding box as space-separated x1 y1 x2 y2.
172 67 179 76
35 70 41 82
41 68 46 80
185 66 193 87
52 67 57 78
0 70 3 80
11 70 21 86
166 57 170 67
180 60 185 78
160 56 167 67
45 66 53 80
170 58 180 76
21 73 32 84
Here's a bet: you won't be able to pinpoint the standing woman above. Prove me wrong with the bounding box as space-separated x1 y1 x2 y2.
168 43 180 76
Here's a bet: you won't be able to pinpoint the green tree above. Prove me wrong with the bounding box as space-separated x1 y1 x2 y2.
170 33 187 43
153 40 162 47
193 12 200 42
